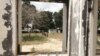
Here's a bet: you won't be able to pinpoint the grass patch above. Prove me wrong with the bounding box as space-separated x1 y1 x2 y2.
21 35 47 45
22 35 46 41
21 33 63 45
48 33 63 41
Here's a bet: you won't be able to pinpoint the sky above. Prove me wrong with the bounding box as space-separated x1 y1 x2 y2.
30 1 63 13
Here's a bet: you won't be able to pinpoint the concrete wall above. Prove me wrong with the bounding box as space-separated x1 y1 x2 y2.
0 0 98 56
0 0 17 56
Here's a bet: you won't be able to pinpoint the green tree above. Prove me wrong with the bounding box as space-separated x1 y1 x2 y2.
22 1 36 29
33 11 53 30
53 9 63 29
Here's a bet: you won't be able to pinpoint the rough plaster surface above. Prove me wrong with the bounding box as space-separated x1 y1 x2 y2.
69 0 89 56
0 0 96 56
0 0 14 56
0 0 10 55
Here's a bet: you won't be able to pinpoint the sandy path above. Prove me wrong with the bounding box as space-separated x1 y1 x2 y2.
22 38 62 52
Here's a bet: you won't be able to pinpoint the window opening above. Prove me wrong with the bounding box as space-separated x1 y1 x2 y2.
18 0 66 53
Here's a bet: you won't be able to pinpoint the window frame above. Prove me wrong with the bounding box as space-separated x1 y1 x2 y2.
17 0 69 54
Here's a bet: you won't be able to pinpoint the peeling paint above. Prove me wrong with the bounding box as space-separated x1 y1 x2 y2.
1 3 13 56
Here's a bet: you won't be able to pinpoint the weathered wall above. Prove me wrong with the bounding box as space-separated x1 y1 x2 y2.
0 0 98 56
0 0 17 56
68 0 88 56
68 0 98 56
88 0 98 56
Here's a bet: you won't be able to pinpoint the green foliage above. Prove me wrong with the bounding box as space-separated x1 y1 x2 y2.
53 9 63 29
33 11 53 30
22 1 63 30
22 35 46 41
22 1 36 28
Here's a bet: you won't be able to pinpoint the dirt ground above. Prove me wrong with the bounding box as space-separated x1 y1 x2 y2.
22 38 62 52
21 33 63 52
